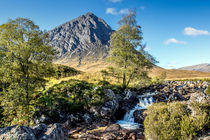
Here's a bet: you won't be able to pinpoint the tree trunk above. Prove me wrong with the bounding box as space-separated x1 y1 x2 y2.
122 72 126 89
126 72 134 87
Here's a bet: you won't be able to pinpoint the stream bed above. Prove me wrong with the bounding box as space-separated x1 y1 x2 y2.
116 92 156 130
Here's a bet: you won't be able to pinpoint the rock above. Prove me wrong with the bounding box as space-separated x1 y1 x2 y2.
189 92 209 103
89 106 100 117
100 98 119 121
197 135 210 140
104 89 116 99
67 113 83 124
36 114 50 124
0 125 37 140
39 123 68 140
102 132 117 140
187 92 209 117
115 90 139 120
33 124 47 139
82 112 93 124
168 92 184 102
162 86 171 93
153 94 167 102
105 124 121 132
133 109 146 124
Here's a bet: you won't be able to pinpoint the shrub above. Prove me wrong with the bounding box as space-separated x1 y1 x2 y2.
38 79 110 120
205 86 210 95
144 102 209 140
152 72 166 84
54 64 81 79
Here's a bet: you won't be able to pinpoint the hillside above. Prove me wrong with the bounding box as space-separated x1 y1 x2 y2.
150 66 210 80
62 61 210 80
178 63 210 72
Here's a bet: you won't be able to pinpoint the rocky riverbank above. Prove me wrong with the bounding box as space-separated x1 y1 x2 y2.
0 80 209 140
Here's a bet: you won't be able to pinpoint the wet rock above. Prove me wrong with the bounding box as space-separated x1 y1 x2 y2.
0 125 36 140
133 109 146 124
100 98 119 121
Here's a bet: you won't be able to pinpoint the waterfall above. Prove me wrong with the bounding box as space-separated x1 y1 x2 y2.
116 92 155 130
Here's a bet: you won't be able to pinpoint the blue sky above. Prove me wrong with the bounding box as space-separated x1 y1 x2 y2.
0 0 210 69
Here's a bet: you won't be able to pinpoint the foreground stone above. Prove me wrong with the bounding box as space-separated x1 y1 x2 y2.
0 123 68 140
69 123 145 140
0 125 36 140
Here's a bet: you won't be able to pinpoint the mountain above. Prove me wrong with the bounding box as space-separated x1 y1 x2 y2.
178 63 210 72
48 12 113 66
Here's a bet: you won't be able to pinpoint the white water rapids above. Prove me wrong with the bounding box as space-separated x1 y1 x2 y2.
116 92 155 130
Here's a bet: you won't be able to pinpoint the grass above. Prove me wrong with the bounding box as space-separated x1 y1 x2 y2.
60 61 210 80
45 62 210 90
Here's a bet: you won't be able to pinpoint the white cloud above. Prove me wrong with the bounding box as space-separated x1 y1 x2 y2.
140 6 145 10
119 8 129 14
184 27 209 36
106 8 130 15
165 61 178 68
164 38 187 45
109 0 122 3
106 8 118 15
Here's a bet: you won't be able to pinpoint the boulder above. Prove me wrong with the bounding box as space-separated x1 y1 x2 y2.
0 125 36 140
133 109 146 124
100 98 119 121
115 90 138 120
168 92 184 102
153 94 167 102
33 124 47 139
104 89 116 99
39 123 68 140
105 124 121 132
187 92 209 116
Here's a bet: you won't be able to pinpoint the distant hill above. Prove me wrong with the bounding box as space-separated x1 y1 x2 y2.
48 12 113 66
150 66 210 80
178 63 210 72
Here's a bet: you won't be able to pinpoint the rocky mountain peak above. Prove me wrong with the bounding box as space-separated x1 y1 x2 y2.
48 12 113 65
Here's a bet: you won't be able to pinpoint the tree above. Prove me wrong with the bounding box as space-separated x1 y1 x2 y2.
108 10 156 89
0 18 55 126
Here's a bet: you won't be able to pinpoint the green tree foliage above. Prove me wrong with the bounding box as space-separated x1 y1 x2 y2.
108 10 156 89
0 18 55 126
144 102 209 140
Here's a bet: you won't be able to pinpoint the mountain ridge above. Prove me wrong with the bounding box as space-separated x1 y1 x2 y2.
178 63 210 72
